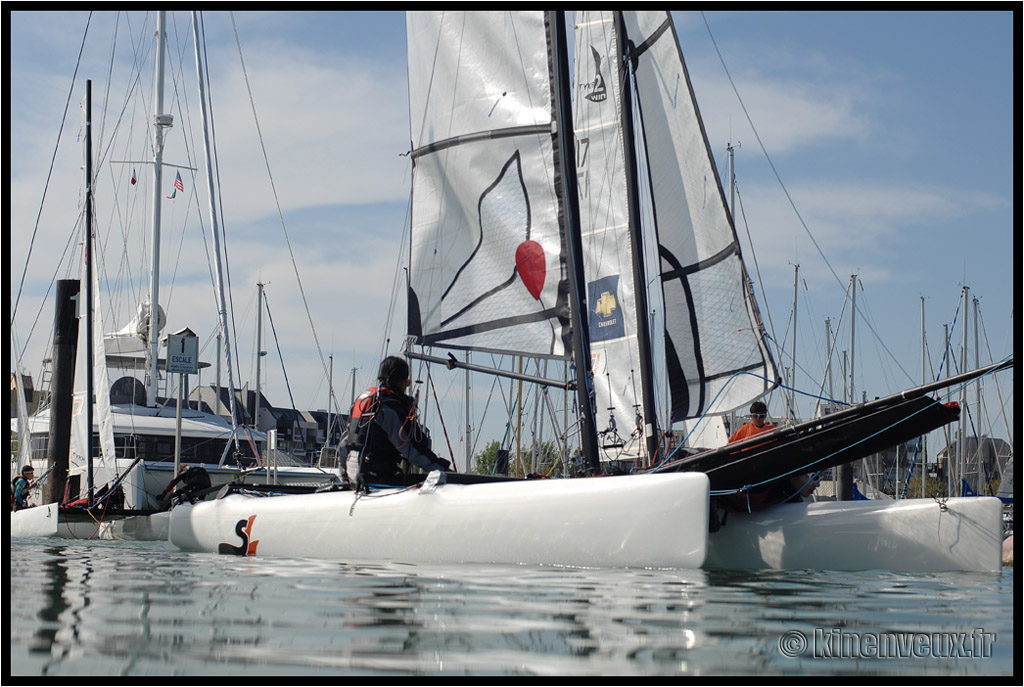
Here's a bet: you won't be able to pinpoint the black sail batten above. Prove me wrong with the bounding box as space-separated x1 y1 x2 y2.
626 17 670 65
410 124 554 160
659 242 741 281
424 307 564 352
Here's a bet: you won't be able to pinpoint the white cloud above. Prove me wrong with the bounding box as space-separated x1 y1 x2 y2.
735 180 1007 286
694 72 872 156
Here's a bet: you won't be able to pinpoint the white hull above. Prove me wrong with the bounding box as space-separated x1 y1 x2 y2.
706 496 1004 572
10 503 59 538
170 473 711 568
56 511 170 541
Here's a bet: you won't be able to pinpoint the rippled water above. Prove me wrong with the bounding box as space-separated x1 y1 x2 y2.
9 538 1014 676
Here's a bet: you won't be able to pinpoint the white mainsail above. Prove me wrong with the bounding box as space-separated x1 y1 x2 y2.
406 11 573 359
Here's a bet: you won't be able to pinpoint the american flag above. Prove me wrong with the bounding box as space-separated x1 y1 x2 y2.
167 171 184 199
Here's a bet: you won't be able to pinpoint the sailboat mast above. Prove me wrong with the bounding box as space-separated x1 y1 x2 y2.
791 263 799 421
147 11 171 407
849 274 857 405
920 296 927 499
84 79 95 506
549 10 601 473
727 141 737 217
255 282 264 431
959 284 969 496
192 11 240 452
614 11 660 463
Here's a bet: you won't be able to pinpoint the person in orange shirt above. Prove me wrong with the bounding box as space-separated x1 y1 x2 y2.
729 401 774 443
727 401 819 510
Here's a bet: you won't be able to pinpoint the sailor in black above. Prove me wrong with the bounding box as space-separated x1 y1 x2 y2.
161 464 212 505
345 356 450 487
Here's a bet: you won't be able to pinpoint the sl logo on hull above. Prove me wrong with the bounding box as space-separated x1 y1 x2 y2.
218 514 260 556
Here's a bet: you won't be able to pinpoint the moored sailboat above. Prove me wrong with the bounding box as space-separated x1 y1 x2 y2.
12 11 341 540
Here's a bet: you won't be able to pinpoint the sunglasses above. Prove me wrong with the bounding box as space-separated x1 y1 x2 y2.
751 413 766 419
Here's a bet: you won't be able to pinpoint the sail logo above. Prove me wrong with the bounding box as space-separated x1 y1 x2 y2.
588 276 624 341
595 291 617 318
581 46 607 103
218 514 260 556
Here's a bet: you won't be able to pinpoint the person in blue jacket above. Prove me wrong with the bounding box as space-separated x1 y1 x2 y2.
12 465 35 511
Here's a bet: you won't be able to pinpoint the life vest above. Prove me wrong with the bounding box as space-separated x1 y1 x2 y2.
11 476 30 510
345 386 439 485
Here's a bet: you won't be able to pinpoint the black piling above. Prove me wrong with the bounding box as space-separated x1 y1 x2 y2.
45 279 80 505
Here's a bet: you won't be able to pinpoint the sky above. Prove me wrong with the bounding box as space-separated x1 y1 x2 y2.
8 10 1016 468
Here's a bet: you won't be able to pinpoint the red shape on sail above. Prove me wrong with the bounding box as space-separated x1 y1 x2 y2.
516 240 546 300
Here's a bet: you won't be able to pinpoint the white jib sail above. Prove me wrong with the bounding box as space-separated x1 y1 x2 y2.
70 228 119 495
622 11 777 421
11 328 33 475
406 11 572 359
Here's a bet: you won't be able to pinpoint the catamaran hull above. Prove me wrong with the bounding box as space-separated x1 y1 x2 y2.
55 510 170 541
169 473 711 568
126 461 340 510
706 496 1004 572
10 503 59 538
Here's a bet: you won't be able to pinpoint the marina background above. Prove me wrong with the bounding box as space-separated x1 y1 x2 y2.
8 11 1014 468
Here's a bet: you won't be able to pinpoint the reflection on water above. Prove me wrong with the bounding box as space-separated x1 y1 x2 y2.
9 539 1014 676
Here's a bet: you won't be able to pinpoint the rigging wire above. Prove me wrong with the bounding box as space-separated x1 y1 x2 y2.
262 288 308 457
199 13 245 416
227 11 344 417
732 182 785 387
700 11 914 388
12 12 93 336
976 302 1014 448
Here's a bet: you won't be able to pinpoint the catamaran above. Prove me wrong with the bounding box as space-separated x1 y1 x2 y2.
169 11 1008 572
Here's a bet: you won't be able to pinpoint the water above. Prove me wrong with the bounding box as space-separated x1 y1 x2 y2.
9 538 1014 676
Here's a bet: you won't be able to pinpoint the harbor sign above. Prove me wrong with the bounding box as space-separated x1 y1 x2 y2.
166 328 199 375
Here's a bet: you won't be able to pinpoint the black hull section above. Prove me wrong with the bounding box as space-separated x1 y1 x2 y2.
59 506 163 520
658 395 959 492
